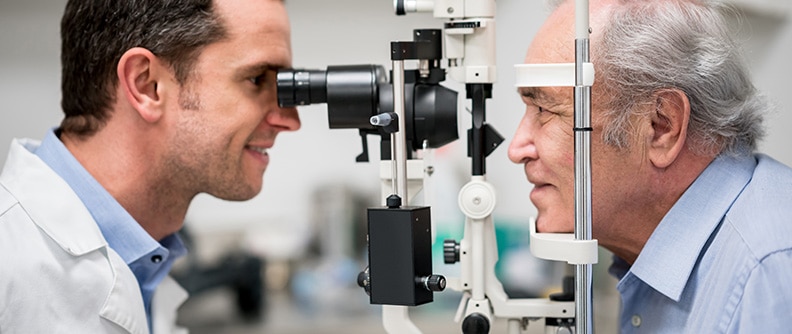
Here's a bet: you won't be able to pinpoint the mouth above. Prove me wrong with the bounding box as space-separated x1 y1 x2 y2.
245 144 271 165
526 175 550 189
246 145 269 155
527 178 553 203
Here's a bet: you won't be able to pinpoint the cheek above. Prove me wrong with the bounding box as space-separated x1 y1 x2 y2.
540 127 575 172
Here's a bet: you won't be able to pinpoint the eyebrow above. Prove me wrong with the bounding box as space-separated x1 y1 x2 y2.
517 87 559 106
236 62 286 78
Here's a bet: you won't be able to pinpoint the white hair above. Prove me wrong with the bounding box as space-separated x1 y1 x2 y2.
548 0 769 155
555 0 768 155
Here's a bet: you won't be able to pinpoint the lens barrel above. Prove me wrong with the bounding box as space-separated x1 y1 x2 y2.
276 64 458 150
278 65 386 129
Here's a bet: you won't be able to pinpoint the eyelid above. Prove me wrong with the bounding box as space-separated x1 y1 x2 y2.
250 70 276 87
520 94 538 106
249 74 263 86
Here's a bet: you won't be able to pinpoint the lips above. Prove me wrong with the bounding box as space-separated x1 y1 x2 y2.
245 144 272 165
526 171 553 203
526 173 550 189
246 145 268 155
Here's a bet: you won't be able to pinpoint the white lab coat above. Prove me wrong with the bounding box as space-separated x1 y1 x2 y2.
0 138 188 334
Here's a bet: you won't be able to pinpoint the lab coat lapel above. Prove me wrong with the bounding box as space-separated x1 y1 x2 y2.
152 276 190 334
1 139 149 334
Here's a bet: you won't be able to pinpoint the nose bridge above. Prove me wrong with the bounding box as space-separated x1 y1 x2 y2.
508 110 538 162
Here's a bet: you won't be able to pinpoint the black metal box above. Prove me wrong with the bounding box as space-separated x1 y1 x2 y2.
367 205 433 306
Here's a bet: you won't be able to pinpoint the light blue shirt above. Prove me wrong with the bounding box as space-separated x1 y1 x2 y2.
609 153 792 333
33 129 186 332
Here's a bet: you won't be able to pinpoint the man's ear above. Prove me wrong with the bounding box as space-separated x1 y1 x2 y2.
648 89 690 169
117 47 166 123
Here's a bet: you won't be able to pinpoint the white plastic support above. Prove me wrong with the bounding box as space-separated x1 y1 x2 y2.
514 63 595 88
457 178 497 220
528 218 598 265
446 18 497 84
401 0 435 13
433 0 464 18
383 305 421 334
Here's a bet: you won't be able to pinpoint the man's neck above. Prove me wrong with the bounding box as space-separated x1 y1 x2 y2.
602 149 716 265
60 128 190 241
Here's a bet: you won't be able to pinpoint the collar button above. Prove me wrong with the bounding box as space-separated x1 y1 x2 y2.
631 314 642 327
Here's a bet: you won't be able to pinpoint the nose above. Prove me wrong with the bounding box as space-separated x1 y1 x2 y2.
507 111 538 164
267 106 301 132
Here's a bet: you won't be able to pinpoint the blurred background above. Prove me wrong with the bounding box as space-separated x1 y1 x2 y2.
1 0 790 333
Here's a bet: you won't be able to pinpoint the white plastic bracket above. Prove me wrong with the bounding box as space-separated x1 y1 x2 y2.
529 218 599 265
514 63 595 88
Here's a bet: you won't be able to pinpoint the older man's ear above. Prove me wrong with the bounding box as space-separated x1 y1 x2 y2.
647 89 691 169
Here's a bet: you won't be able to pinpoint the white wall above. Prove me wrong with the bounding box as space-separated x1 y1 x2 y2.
1 0 790 251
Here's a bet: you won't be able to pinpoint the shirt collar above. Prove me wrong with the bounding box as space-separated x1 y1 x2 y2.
627 153 756 301
33 129 179 265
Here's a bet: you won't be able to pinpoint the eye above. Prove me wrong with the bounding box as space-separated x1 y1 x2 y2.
249 70 276 88
249 74 266 86
535 106 551 115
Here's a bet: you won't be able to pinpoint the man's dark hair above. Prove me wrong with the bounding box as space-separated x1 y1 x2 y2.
59 0 227 136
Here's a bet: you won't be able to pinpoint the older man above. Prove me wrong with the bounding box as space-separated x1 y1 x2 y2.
508 0 792 332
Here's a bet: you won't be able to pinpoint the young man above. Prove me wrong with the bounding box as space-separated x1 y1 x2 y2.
0 0 300 333
508 0 792 332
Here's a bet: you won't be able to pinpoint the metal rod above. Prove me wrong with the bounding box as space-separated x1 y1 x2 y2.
574 0 594 332
381 58 420 334
392 59 409 202
391 134 398 195
470 84 487 176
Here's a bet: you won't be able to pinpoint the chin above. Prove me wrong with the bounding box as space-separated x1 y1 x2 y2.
212 183 262 202
535 213 574 233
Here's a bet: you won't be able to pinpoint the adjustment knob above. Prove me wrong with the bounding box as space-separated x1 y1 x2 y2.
357 267 371 296
549 275 575 302
419 274 446 292
444 239 460 264
462 313 491 334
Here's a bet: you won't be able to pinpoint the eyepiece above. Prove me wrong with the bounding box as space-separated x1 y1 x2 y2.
276 69 328 108
277 65 387 130
276 64 458 151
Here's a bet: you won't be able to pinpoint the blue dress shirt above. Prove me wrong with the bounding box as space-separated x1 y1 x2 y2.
609 153 792 333
33 129 186 332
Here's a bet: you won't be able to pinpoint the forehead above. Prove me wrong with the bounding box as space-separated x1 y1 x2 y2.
522 1 615 105
215 0 289 32
525 0 613 64
526 3 576 64
204 0 292 69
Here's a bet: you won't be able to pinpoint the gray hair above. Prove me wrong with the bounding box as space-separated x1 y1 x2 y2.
590 0 767 156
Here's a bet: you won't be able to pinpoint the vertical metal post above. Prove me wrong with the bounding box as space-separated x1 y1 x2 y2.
381 48 420 334
392 59 409 202
574 0 594 333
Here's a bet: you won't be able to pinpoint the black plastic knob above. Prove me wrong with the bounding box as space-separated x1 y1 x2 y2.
444 239 460 264
549 275 574 302
386 194 402 208
462 313 490 334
